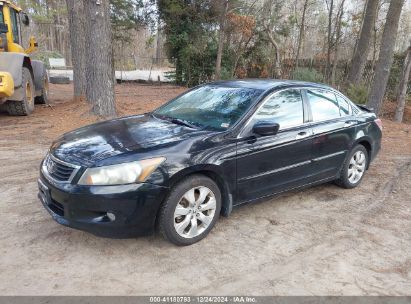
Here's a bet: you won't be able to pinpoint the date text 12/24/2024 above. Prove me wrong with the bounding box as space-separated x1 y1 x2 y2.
149 297 257 303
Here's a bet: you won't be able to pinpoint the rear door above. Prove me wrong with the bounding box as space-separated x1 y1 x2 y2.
236 88 314 203
304 88 357 181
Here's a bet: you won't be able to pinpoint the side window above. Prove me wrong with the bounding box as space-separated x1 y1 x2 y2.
252 89 304 130
307 89 340 122
0 6 4 24
352 105 360 115
9 8 20 44
337 95 352 116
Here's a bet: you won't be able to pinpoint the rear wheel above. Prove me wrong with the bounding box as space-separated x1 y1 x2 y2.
158 175 221 246
336 145 369 189
35 71 49 104
6 67 34 116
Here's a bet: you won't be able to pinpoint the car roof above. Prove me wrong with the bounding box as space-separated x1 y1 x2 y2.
209 79 333 92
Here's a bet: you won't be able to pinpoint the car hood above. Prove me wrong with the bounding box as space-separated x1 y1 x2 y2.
50 114 207 166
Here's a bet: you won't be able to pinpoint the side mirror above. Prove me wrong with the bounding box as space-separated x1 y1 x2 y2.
252 122 280 136
0 23 8 34
22 13 30 26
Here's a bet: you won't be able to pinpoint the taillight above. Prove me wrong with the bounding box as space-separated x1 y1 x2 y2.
374 118 383 131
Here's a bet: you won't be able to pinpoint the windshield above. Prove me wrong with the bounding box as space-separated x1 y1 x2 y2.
154 85 263 131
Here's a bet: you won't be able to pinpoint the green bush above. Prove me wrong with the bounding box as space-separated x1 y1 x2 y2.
345 83 369 104
219 67 233 80
291 67 323 83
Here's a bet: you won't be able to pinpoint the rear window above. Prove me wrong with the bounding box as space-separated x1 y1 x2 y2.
337 95 352 116
351 104 362 115
307 89 340 122
336 93 361 115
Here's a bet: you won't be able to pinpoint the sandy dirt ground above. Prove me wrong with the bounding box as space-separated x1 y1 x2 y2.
0 83 410 295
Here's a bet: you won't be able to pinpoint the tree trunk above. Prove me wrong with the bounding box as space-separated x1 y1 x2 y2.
231 34 253 78
371 17 378 71
394 41 411 122
346 0 379 85
215 0 229 80
326 0 334 82
367 0 405 114
175 56 183 85
83 0 116 117
66 0 86 101
351 0 367 61
265 26 281 78
331 0 346 87
49 25 54 51
155 15 161 65
294 0 309 71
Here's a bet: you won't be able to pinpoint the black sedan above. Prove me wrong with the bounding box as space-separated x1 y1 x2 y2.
38 80 382 245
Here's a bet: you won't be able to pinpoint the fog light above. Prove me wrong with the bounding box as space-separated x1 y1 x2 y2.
106 212 116 222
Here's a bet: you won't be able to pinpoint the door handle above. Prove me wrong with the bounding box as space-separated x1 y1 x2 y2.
295 131 310 140
344 120 357 127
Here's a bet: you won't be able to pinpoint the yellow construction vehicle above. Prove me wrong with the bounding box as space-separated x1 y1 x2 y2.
0 0 48 116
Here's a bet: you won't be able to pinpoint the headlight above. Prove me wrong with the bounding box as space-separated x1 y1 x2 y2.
78 157 166 186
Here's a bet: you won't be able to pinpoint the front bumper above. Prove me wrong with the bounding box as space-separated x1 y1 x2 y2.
38 172 168 238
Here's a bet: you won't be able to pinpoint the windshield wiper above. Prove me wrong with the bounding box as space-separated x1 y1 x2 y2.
152 113 199 129
170 118 199 129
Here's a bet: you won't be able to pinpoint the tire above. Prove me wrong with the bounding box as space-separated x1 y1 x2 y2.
6 67 35 116
35 72 49 104
336 145 369 189
158 175 222 246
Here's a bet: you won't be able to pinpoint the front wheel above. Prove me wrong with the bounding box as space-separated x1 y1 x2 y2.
158 175 221 246
6 67 35 116
336 145 369 189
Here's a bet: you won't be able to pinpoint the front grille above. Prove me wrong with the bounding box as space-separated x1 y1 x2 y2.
44 155 79 182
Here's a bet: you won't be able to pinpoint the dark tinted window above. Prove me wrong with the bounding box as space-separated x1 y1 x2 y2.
307 89 340 121
155 85 262 131
252 89 304 129
10 9 20 44
337 95 352 116
0 6 4 24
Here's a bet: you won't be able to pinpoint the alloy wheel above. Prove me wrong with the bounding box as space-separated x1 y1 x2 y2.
348 151 366 184
173 186 217 238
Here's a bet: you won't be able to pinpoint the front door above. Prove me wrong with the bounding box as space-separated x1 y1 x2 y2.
236 88 313 204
